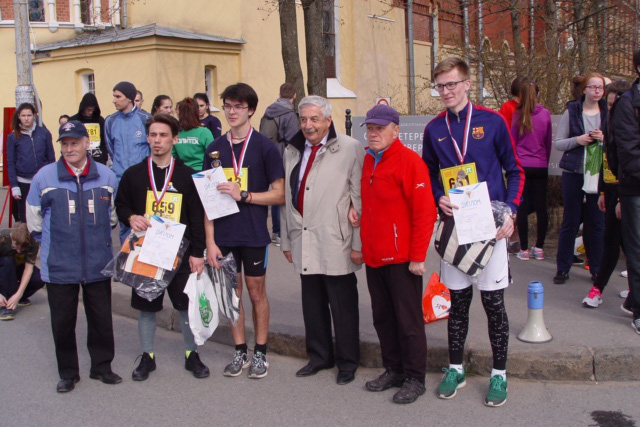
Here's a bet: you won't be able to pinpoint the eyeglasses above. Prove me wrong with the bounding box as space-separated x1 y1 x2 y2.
585 85 604 92
223 104 249 112
433 80 469 92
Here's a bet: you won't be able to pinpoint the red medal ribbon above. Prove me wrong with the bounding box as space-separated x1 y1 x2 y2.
229 126 253 179
148 156 176 204
445 101 473 165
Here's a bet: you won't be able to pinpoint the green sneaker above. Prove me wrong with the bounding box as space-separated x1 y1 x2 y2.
484 375 508 407
436 368 466 399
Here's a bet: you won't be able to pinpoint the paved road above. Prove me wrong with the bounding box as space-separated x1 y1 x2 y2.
1 296 639 427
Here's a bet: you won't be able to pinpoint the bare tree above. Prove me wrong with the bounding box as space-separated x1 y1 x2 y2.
278 0 306 103
301 0 327 97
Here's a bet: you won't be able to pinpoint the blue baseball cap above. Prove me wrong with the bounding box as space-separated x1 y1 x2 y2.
361 104 400 127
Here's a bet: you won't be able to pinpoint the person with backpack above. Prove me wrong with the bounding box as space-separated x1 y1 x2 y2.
259 83 300 246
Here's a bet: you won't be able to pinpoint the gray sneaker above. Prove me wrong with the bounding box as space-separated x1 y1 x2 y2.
0 308 15 321
248 351 269 379
632 318 640 335
223 350 249 377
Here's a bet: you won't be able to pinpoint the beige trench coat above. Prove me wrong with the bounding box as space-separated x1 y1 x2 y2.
280 129 365 275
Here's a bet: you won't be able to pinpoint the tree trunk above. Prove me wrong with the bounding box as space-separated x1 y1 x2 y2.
573 0 589 75
278 0 306 104
509 0 525 75
543 0 561 112
301 0 327 97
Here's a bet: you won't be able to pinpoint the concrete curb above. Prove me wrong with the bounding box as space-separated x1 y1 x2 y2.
110 291 638 382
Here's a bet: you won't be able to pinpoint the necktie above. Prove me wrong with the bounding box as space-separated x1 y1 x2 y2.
297 144 321 216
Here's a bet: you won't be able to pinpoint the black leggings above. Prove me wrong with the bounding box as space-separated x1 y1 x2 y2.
595 184 625 292
517 167 549 249
448 288 509 370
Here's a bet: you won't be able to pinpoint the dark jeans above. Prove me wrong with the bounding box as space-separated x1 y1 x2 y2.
517 167 549 249
271 205 280 236
366 263 426 381
12 182 30 223
0 256 44 301
621 195 640 318
595 185 624 293
556 172 604 275
300 273 360 373
46 280 115 379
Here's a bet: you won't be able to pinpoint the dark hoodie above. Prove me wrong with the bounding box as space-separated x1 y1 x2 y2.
70 93 108 164
261 98 300 145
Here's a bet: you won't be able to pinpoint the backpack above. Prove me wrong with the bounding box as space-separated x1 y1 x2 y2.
259 115 282 145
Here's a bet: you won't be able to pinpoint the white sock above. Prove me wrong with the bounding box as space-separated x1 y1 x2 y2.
491 369 506 380
449 364 464 374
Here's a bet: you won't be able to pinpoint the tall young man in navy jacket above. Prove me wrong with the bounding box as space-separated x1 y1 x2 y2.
422 57 524 407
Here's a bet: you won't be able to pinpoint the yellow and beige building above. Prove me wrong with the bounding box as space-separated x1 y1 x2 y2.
0 0 441 136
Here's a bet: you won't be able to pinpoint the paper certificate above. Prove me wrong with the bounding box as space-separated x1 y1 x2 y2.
449 182 496 245
138 216 187 270
192 167 240 220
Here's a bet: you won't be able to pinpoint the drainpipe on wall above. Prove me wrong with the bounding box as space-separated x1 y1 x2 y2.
121 0 128 29
407 0 416 115
13 0 35 107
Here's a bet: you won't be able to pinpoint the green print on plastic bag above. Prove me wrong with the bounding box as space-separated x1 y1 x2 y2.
585 142 602 175
199 291 213 327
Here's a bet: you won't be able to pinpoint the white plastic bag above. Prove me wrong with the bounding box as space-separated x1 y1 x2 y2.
183 272 219 345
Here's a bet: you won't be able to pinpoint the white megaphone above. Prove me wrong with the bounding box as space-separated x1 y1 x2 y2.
517 281 552 343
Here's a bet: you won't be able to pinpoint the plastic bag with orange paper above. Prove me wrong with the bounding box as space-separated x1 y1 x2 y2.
422 273 451 324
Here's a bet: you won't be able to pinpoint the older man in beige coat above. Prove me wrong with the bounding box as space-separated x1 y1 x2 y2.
281 95 365 385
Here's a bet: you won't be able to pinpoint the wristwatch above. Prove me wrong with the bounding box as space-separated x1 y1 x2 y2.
240 191 249 203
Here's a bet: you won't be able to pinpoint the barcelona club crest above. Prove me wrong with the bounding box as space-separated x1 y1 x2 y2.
472 127 485 140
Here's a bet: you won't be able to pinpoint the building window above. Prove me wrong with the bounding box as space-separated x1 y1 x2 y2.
28 0 45 22
204 66 219 111
323 0 336 79
81 0 93 25
82 73 95 95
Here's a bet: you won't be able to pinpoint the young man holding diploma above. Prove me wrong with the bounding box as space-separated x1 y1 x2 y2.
203 83 285 379
422 57 524 407
115 113 208 381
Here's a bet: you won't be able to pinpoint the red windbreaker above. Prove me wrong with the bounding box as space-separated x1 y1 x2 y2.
361 139 437 267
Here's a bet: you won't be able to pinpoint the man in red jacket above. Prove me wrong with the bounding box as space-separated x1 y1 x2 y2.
359 104 437 404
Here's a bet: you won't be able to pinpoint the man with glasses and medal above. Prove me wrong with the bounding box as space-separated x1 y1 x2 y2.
422 57 524 407
115 113 208 381
203 83 285 379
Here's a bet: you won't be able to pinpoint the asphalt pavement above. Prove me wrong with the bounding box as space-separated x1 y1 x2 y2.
1 297 639 427
105 226 639 382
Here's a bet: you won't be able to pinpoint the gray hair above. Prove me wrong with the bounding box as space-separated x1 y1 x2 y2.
298 95 332 119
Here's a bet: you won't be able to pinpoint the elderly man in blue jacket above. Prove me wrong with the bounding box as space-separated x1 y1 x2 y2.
27 121 121 393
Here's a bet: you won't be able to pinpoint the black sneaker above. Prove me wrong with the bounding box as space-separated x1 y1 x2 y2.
392 377 426 404
18 298 31 307
572 256 584 266
185 351 210 378
621 298 634 316
553 271 569 285
365 370 405 392
132 352 156 381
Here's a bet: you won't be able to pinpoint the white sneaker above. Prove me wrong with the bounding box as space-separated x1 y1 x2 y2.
620 289 630 299
621 270 628 278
